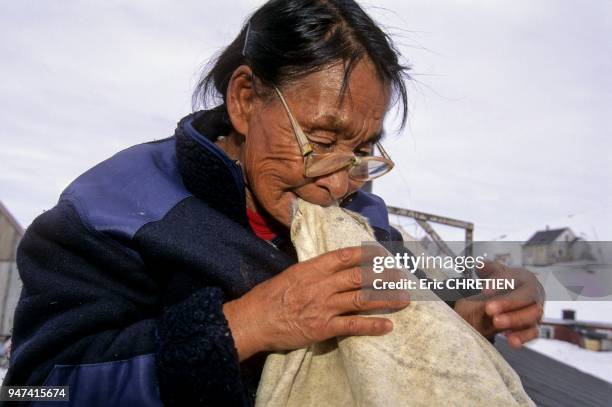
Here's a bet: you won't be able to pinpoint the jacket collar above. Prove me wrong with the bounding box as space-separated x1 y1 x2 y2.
174 110 248 227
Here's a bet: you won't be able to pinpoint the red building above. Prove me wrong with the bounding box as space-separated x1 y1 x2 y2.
539 309 612 351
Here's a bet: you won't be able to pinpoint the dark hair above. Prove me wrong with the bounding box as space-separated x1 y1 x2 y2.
192 0 411 134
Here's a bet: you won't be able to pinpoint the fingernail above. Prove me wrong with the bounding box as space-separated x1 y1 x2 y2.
510 336 522 348
384 320 393 332
486 302 500 315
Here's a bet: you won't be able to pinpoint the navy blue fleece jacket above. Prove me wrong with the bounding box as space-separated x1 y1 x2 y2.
3 109 405 407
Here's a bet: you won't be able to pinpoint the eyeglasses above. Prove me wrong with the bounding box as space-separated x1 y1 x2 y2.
273 86 394 181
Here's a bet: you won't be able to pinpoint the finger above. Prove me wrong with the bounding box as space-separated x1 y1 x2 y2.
478 262 520 297
479 264 510 297
325 266 363 293
307 245 387 276
485 284 541 316
326 266 407 294
492 303 544 330
506 327 539 348
453 298 496 338
327 315 393 337
328 289 410 314
478 262 539 299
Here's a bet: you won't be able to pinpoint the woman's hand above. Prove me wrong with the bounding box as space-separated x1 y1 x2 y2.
223 246 410 361
454 261 545 348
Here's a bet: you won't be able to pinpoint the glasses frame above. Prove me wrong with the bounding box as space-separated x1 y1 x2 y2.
273 86 394 181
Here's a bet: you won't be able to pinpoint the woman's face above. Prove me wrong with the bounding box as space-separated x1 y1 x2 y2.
237 59 390 227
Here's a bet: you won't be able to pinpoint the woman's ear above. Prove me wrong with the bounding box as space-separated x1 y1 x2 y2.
226 65 254 136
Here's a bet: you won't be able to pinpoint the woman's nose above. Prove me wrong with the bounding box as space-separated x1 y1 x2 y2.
315 169 350 201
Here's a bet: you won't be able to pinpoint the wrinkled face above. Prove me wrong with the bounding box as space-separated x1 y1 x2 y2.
240 60 390 226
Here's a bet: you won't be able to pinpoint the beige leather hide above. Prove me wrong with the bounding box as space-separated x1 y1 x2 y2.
256 199 534 407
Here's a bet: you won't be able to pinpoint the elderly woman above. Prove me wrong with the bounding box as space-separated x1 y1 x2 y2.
5 1 543 406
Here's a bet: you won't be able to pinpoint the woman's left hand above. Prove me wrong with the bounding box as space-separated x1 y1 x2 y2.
454 261 545 348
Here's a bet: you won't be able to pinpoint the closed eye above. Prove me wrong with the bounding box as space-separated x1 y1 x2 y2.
306 131 336 152
354 130 383 157
313 140 333 148
355 142 374 157
311 139 334 152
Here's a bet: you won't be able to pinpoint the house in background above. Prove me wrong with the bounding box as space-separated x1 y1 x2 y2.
522 227 594 266
539 309 612 352
0 201 23 340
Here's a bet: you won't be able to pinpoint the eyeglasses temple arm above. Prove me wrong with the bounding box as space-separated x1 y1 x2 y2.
376 142 392 161
273 87 313 156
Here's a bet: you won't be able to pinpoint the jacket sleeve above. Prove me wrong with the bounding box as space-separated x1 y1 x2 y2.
5 202 251 407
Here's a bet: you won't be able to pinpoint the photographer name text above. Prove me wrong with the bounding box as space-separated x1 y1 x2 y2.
372 277 515 290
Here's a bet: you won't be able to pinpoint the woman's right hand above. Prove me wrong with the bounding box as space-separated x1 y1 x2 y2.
223 246 410 361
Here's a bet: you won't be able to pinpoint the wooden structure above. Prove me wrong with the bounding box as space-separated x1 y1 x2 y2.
387 206 474 258
0 201 24 338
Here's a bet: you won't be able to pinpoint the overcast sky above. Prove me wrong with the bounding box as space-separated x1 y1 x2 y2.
1 0 611 241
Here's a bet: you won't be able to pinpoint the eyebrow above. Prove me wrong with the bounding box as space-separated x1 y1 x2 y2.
311 113 385 144
312 113 346 130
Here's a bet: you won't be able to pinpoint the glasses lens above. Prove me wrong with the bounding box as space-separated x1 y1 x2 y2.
304 154 355 178
304 153 392 180
349 159 391 181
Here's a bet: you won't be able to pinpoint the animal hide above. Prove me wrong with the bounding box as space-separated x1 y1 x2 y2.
256 199 534 406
